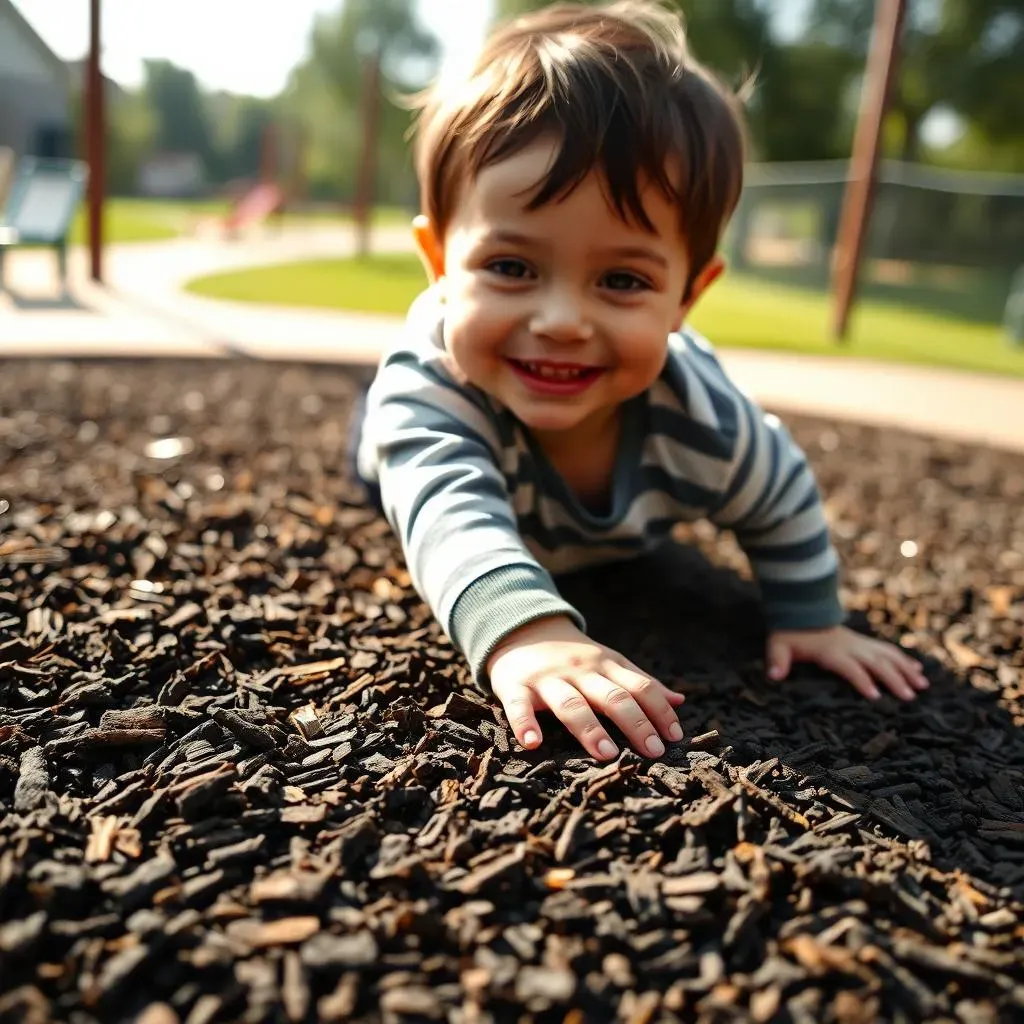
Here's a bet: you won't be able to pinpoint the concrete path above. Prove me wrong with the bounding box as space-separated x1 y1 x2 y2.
2 227 1023 454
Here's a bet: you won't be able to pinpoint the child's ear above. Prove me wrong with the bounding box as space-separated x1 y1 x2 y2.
673 254 726 331
412 215 445 283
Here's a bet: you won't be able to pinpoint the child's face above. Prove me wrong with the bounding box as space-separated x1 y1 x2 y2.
417 137 720 442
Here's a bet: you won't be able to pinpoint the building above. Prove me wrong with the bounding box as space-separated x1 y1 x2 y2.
0 0 72 159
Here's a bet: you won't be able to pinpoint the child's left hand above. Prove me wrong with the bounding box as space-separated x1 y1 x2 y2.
766 625 929 702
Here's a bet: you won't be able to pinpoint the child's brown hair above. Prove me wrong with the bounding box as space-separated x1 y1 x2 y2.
411 0 747 296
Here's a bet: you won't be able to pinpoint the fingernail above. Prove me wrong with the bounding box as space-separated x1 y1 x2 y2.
645 736 666 757
668 722 683 741
769 666 783 680
523 730 539 747
868 688 881 701
597 739 618 760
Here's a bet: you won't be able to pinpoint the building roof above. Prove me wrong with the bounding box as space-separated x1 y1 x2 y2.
66 59 126 103
0 0 71 89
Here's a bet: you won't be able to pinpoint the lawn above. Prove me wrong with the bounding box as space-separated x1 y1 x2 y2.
184 253 1024 378
68 199 228 245
66 199 409 245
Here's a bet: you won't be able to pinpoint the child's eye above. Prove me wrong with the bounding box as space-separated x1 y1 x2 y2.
486 258 533 279
602 271 650 292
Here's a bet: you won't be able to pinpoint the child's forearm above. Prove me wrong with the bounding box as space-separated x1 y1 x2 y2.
449 567 583 681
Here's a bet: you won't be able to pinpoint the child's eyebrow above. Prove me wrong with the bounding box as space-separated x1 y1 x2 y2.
481 232 669 270
482 229 544 249
598 246 669 269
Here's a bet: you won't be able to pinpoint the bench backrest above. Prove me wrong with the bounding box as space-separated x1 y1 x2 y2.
2 157 88 245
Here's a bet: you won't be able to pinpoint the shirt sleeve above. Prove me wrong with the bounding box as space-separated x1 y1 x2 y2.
356 295 584 680
688 342 845 632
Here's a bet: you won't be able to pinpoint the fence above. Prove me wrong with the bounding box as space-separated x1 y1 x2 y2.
727 160 1024 324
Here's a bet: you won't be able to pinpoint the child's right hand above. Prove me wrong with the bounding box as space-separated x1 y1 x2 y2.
486 616 686 761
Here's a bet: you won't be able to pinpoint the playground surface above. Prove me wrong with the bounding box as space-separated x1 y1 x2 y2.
2 224 1023 454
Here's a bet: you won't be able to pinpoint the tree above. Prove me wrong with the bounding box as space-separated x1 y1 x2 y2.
806 0 1024 163
495 0 852 162
283 0 440 204
208 95 278 183
143 60 215 167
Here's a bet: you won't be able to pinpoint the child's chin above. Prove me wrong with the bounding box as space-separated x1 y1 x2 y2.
517 409 591 434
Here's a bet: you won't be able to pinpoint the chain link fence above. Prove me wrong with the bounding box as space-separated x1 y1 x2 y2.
726 161 1024 327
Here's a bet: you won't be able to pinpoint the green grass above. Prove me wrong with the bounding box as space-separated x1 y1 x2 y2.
186 253 427 316
69 199 227 245
66 199 409 245
183 253 1024 378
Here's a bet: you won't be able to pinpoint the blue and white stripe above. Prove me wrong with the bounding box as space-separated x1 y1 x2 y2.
358 289 844 679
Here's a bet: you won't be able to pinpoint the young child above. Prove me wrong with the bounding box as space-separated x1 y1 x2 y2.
355 0 928 762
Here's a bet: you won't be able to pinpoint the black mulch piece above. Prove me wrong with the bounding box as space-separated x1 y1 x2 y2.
1 358 1022 1024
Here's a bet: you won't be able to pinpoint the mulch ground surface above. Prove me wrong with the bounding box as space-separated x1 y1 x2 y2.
1 358 1022 1024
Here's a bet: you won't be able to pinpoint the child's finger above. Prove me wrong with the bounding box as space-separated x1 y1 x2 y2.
829 655 881 701
889 649 930 693
532 676 621 761
897 651 930 689
604 663 684 744
765 635 793 681
496 686 545 750
614 658 687 710
572 673 667 758
869 655 917 702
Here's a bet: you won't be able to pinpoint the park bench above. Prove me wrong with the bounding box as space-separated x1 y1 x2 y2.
1006 265 1024 346
0 157 88 293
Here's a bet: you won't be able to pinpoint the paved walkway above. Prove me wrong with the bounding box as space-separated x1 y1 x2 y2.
2 227 1023 454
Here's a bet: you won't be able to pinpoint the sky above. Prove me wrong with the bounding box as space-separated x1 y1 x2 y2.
11 0 958 146
10 0 495 96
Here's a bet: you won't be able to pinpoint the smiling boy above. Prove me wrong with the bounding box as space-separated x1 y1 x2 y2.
355 0 928 762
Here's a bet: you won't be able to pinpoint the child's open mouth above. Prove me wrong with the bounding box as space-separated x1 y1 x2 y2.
507 359 605 396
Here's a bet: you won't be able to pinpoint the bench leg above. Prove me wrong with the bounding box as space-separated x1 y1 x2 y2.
57 244 67 292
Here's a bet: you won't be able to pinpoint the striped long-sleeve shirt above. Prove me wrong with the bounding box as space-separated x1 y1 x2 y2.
357 288 844 680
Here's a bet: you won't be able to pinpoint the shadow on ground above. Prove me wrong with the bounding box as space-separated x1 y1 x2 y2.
557 538 1024 899
3 287 95 312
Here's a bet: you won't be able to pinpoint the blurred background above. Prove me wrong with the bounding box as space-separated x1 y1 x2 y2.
1 0 1022 367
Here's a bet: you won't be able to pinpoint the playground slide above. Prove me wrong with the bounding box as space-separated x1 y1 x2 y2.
222 182 284 236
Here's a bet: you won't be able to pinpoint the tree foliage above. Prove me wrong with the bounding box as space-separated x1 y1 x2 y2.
143 61 215 166
96 0 1024 199
497 0 1024 168
807 0 1024 162
283 0 440 203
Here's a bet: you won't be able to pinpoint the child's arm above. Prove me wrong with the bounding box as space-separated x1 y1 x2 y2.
361 341 683 759
703 361 925 700
362 349 576 671
709 399 844 634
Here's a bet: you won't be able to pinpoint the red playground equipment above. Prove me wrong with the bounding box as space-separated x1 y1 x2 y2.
222 181 284 237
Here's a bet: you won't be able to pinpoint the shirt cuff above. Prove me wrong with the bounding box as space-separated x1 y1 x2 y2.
759 573 846 632
450 564 586 682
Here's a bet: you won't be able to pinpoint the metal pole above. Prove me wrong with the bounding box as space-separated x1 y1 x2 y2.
353 46 381 259
86 0 105 283
830 0 907 341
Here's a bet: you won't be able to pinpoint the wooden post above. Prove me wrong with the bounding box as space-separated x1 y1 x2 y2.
85 0 105 283
353 45 382 258
293 124 309 204
260 122 278 186
831 0 907 341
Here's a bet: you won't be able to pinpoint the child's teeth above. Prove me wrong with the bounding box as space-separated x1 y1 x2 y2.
527 363 584 380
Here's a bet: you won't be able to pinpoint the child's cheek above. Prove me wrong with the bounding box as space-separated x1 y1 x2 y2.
440 324 473 387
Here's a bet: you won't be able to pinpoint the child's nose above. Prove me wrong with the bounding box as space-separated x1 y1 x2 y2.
529 290 594 343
